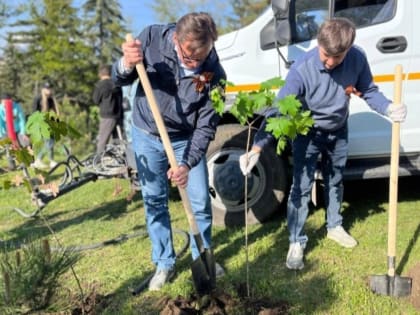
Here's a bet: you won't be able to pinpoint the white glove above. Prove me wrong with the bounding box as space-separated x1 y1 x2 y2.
239 150 260 176
387 103 407 122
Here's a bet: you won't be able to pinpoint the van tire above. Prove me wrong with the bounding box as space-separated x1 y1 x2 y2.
206 124 287 227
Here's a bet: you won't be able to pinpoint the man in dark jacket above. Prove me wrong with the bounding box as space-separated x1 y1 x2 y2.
93 65 123 153
112 12 226 291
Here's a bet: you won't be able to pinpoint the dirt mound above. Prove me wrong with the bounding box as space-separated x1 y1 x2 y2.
157 284 290 315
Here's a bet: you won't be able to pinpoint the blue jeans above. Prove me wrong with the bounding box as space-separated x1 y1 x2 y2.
287 126 348 246
131 126 212 270
37 138 55 160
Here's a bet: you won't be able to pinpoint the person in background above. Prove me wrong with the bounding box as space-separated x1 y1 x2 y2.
92 64 123 154
31 82 60 169
112 12 226 291
0 93 30 170
239 17 407 270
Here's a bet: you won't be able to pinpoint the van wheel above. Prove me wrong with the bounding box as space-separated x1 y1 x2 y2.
206 124 287 227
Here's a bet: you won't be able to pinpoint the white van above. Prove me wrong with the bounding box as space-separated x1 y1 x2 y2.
208 0 420 226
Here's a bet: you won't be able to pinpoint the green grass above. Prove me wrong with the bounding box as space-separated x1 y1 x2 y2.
0 164 419 314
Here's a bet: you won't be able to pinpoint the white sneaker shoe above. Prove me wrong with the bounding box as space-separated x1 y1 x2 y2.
286 242 305 270
327 226 358 248
31 159 47 169
148 268 175 291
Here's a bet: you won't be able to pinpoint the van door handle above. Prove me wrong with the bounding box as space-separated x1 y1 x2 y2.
376 36 407 53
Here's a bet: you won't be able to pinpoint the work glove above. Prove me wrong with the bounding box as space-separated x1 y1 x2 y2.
239 150 260 176
387 103 407 122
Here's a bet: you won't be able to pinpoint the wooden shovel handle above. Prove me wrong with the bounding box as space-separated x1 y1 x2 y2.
387 64 403 276
126 34 200 235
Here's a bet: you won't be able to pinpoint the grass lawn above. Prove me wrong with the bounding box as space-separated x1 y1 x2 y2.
0 163 419 314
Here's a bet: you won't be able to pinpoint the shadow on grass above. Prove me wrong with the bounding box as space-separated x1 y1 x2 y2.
342 176 420 274
0 183 146 251
310 176 419 264
399 223 420 275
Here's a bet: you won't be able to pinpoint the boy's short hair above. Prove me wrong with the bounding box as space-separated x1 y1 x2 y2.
317 17 356 55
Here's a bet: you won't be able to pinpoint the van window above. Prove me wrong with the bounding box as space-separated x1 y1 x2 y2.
334 0 396 28
293 0 329 43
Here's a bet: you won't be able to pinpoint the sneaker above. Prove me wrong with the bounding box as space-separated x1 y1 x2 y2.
327 226 357 248
215 262 225 278
31 159 47 169
49 160 58 168
286 242 304 270
148 268 175 291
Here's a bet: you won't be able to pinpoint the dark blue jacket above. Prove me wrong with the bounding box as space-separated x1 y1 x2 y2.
112 23 226 168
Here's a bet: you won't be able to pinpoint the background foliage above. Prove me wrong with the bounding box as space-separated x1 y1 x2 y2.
0 0 270 156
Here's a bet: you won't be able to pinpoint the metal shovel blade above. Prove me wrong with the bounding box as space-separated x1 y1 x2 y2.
369 66 412 298
369 274 412 297
190 235 216 295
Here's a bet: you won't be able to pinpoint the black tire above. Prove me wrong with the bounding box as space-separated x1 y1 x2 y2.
206 124 287 227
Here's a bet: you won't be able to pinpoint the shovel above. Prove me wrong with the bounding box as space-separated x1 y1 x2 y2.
369 64 412 297
126 34 216 295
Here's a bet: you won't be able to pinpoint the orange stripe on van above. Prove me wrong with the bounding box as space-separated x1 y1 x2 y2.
226 84 261 93
374 72 420 82
226 72 420 93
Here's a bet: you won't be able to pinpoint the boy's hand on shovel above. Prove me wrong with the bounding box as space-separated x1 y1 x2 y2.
167 165 189 188
387 103 407 122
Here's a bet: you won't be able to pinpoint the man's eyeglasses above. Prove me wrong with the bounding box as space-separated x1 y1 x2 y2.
177 40 206 64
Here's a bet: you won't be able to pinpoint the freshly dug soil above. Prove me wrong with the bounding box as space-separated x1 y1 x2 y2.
157 284 290 315
68 283 290 315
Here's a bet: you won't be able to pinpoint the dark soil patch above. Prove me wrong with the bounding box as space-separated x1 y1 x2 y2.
408 262 420 310
64 282 289 314
70 289 113 315
157 283 290 315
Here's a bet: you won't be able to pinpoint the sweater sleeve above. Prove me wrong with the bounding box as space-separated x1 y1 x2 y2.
355 56 391 115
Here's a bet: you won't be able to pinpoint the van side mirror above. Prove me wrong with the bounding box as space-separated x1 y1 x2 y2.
271 0 291 45
272 0 289 17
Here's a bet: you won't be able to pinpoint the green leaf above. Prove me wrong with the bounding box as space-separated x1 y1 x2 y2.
26 112 51 145
259 77 284 91
210 86 225 116
266 117 293 139
11 147 34 166
276 138 287 155
209 77 313 155
277 95 302 116
66 124 82 139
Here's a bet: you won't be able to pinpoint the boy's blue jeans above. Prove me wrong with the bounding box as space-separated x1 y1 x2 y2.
287 125 348 246
132 126 212 271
